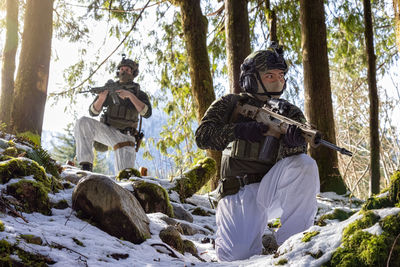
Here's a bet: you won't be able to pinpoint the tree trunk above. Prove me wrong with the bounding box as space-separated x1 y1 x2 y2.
300 0 347 194
363 0 380 195
173 0 221 190
264 0 277 43
394 0 400 52
11 0 54 138
225 0 251 94
0 0 19 132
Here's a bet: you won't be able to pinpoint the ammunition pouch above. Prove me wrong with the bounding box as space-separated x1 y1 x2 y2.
223 137 279 165
217 174 264 201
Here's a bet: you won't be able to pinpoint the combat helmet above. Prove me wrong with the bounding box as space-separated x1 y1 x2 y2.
117 54 139 78
239 42 288 96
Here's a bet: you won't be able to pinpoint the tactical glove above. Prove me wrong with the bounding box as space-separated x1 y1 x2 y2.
283 124 306 147
234 121 268 143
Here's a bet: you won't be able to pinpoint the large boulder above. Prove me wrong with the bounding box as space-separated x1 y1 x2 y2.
171 157 216 201
72 174 151 244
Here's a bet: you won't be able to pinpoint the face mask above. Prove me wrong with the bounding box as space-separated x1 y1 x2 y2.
263 80 284 93
119 71 134 83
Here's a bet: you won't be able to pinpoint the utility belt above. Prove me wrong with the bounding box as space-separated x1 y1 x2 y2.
217 173 264 201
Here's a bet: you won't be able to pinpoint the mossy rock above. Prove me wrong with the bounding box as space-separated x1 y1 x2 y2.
363 171 400 211
172 157 216 201
132 180 174 217
116 168 141 181
324 209 400 266
3 147 18 157
20 234 43 245
316 208 356 226
159 226 185 254
53 199 69 210
0 239 55 266
6 180 52 215
0 221 4 232
302 231 320 242
183 239 198 255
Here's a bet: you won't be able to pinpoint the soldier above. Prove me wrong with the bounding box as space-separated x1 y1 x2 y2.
195 43 320 261
74 55 152 173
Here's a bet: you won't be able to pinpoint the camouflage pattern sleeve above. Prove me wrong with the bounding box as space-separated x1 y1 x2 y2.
195 94 238 151
88 96 101 117
137 90 152 118
277 101 308 160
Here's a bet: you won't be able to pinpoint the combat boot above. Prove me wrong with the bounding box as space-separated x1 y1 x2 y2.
262 233 279 255
79 162 93 172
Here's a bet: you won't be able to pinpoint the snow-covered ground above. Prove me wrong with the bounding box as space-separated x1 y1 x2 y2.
1 164 397 266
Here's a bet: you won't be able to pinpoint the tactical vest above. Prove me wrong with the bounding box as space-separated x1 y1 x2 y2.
101 100 139 130
222 97 280 166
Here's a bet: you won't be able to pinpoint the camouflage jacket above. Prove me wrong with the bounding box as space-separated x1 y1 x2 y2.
195 93 307 178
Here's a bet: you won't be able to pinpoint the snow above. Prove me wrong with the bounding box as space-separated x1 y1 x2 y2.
0 166 398 266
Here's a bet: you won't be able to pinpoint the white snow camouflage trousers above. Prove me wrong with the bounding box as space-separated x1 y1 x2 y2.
215 153 320 262
74 116 136 173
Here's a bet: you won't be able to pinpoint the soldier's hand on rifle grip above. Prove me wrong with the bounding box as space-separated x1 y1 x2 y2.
283 124 306 147
98 90 109 99
234 121 269 143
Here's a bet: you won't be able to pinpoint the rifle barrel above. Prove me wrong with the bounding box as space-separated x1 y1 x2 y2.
319 139 353 157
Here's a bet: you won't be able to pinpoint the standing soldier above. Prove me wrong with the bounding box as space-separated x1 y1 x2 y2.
195 43 320 261
74 55 152 173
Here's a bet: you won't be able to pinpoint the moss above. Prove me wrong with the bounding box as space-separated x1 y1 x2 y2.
7 180 52 215
3 147 18 157
275 258 288 265
183 239 197 255
388 171 400 204
0 221 4 232
191 207 210 216
72 237 85 247
20 234 43 245
0 158 49 185
363 196 393 211
302 231 320 242
343 211 380 238
0 239 54 266
380 213 400 235
159 226 185 254
172 157 216 201
133 181 174 217
317 209 356 226
116 168 141 181
268 218 281 229
53 199 69 210
325 207 400 267
363 171 400 211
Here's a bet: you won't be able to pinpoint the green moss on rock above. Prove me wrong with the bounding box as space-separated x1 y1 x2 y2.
7 180 52 215
343 211 380 238
116 168 141 181
159 226 185 254
172 157 216 201
0 221 4 232
20 234 43 245
0 239 54 266
275 258 288 265
302 231 320 242
133 180 174 217
317 209 356 226
363 171 400 211
183 239 197 255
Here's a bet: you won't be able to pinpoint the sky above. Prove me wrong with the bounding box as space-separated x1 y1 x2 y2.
0 137 399 266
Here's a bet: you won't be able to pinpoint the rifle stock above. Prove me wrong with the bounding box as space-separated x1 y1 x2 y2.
236 103 353 157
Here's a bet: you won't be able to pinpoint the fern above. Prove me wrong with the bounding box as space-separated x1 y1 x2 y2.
26 146 60 179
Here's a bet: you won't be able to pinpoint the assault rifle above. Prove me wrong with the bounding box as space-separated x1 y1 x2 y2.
80 79 138 105
236 99 353 157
